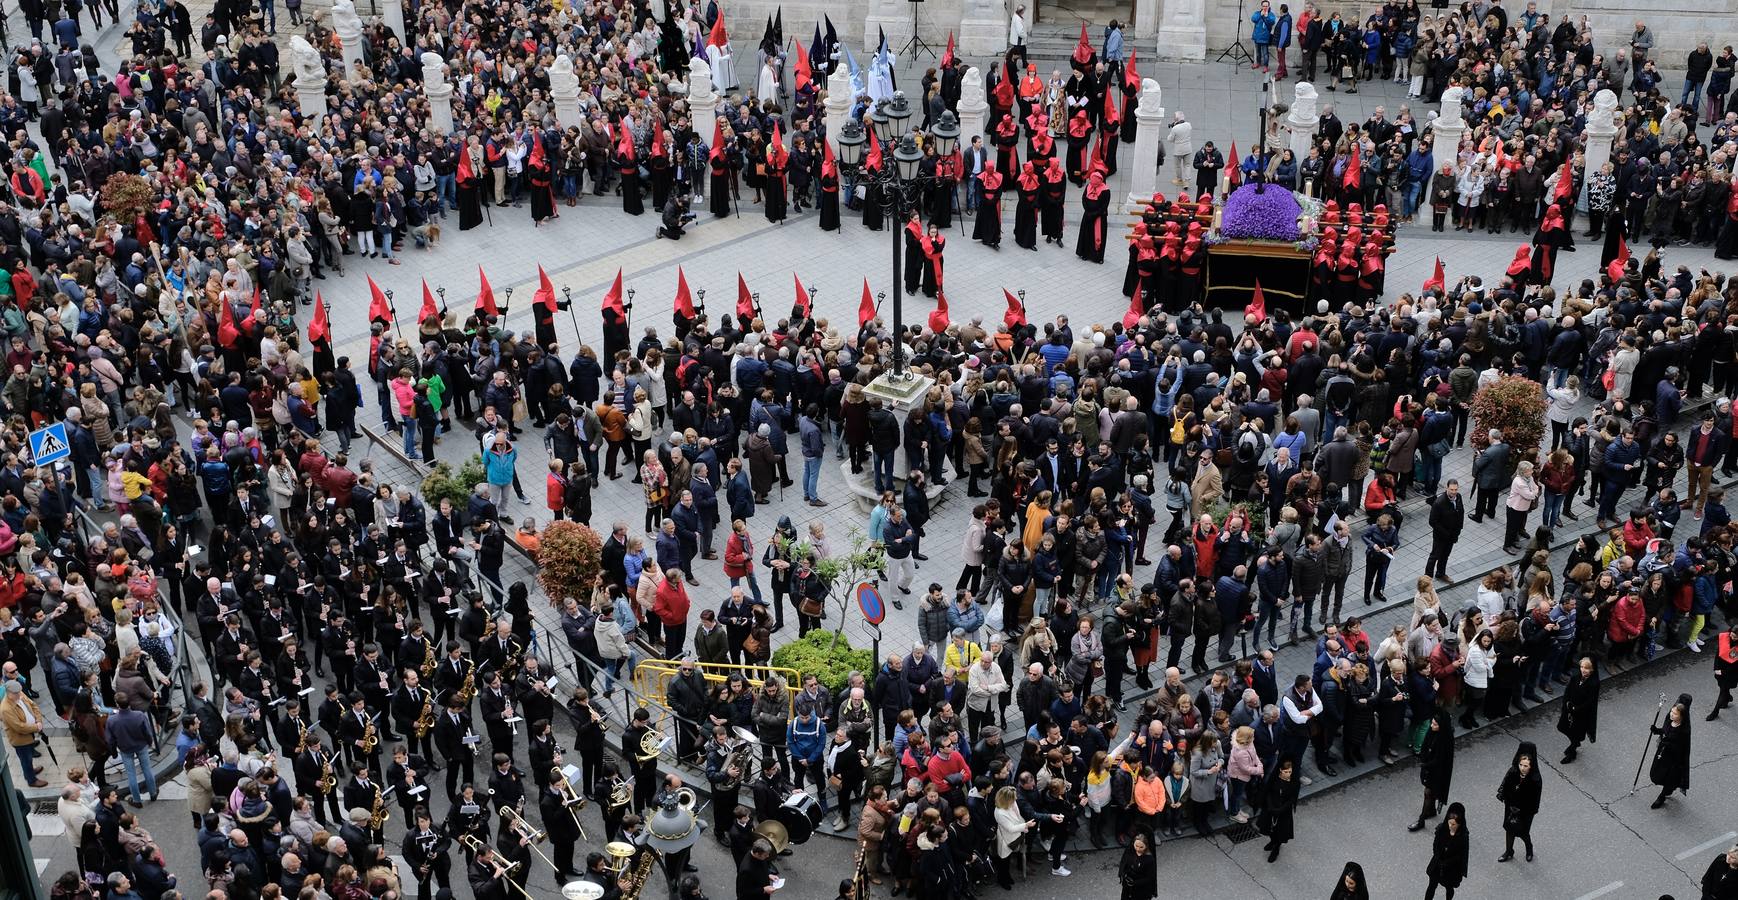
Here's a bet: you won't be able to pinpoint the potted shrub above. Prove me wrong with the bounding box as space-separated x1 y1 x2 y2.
420 454 488 509
770 629 875 694
537 520 603 604
1470 375 1548 468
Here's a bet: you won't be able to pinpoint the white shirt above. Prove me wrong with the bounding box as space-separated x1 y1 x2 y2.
1008 13 1027 46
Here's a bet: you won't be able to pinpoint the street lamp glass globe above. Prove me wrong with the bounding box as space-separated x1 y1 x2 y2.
870 101 895 143
886 92 913 134
932 111 960 156
894 135 923 181
837 120 865 166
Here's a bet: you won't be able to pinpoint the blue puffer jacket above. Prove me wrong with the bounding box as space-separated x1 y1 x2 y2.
1250 10 1275 44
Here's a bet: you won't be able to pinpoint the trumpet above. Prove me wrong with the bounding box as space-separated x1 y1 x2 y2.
369 784 391 831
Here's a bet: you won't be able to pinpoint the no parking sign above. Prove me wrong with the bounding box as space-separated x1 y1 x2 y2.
855 582 886 626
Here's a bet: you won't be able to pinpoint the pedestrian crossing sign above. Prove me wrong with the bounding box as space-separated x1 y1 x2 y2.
28 422 70 466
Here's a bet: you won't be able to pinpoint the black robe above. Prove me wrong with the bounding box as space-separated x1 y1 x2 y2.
903 224 925 292
929 179 954 229
1649 717 1692 792
458 173 484 231
1040 174 1067 243
818 172 840 232
1014 183 1039 249
972 181 1003 248
649 156 673 212
764 166 788 223
618 154 644 216
709 157 733 218
528 161 555 224
863 179 885 231
921 235 944 297
1075 189 1110 263
1556 669 1599 745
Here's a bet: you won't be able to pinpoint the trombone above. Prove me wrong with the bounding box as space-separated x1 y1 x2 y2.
457 834 535 900
553 769 589 841
502 805 560 874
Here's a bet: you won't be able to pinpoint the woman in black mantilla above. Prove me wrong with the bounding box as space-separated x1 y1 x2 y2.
1328 862 1369 900
1424 802 1469 899
1556 655 1599 763
1497 742 1542 862
1408 710 1455 832
1648 693 1694 809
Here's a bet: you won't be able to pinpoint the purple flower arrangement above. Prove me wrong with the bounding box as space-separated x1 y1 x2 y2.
1217 184 1304 242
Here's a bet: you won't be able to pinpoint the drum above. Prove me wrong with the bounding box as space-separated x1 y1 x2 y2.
772 790 824 843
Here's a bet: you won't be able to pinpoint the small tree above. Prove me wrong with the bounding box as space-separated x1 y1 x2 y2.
99 173 156 222
1470 376 1549 466
537 520 604 604
772 530 886 652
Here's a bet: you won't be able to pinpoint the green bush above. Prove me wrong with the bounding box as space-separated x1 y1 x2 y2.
770 629 875 695
421 454 488 509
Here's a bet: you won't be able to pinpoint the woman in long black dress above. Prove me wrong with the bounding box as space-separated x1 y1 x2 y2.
1040 157 1067 245
1408 710 1455 832
616 129 643 216
1014 162 1040 250
921 225 945 298
1075 170 1110 263
1715 189 1738 260
817 145 840 232
1649 693 1694 809
1117 832 1155 900
1256 757 1298 863
457 136 485 231
709 137 734 218
973 167 1004 250
903 214 925 293
1424 802 1470 899
1556 656 1599 763
1497 742 1542 862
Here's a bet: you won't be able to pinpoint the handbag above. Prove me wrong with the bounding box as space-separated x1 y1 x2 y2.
798 596 825 617
1341 64 1354 79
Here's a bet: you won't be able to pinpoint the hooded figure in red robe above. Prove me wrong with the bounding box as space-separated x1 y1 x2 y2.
1125 222 1149 296
1066 110 1094 184
1014 161 1041 250
994 113 1021 181
1040 157 1068 244
1358 239 1385 301
1530 203 1569 284
1507 244 1535 286
1077 170 1111 263
1322 199 1341 226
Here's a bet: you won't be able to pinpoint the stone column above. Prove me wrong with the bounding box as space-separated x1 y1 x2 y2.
1285 82 1319 188
1431 85 1467 179
1125 78 1166 210
550 55 581 130
823 68 853 152
289 36 328 132
955 67 988 145
378 0 404 43
1134 0 1159 38
422 53 453 135
333 0 365 78
1581 88 1620 197
1155 0 1207 61
687 57 720 149
958 0 1007 57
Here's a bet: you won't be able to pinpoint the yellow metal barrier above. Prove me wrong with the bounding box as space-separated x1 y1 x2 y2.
632 659 801 720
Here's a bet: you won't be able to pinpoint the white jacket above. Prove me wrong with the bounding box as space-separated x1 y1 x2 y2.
1463 643 1496 689
1165 120 1195 158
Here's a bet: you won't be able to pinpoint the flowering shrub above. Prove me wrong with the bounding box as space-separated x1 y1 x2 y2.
537 520 603 604
1218 183 1305 241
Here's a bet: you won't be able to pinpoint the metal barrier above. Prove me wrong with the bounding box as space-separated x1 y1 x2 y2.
632 659 801 719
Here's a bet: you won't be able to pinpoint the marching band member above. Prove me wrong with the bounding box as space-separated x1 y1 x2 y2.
403 805 452 900
434 694 480 800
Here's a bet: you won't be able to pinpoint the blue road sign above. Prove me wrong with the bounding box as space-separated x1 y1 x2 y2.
28 422 70 466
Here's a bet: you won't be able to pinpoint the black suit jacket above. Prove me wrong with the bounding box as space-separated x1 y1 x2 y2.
1429 493 1465 540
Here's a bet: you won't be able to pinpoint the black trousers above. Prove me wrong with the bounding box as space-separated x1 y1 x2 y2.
1426 535 1455 578
1473 485 1500 520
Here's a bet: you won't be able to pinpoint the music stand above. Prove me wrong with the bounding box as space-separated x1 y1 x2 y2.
1216 0 1254 65
900 0 935 60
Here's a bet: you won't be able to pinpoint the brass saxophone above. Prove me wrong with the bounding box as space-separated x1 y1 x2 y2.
294 725 310 756
415 689 436 740
317 752 336 795
361 714 379 753
619 845 657 900
456 663 477 705
420 637 437 680
369 784 391 831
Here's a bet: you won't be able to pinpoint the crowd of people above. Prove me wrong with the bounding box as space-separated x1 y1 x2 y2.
0 0 1733 897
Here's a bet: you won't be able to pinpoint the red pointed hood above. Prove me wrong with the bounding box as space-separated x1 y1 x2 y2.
821 139 837 178
1507 245 1533 276
1071 22 1091 64
1018 162 1038 191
